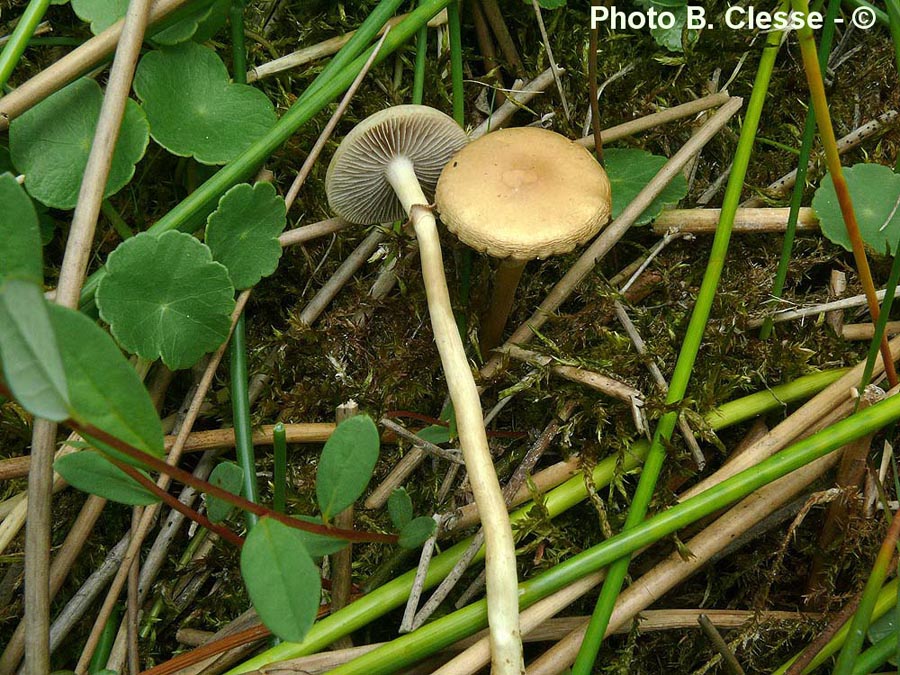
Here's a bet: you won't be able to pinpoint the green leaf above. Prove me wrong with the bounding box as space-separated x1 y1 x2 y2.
316 415 380 520
9 78 149 209
416 425 451 445
294 515 349 558
47 302 165 460
205 182 286 289
522 0 565 7
70 0 127 33
0 280 70 421
605 148 688 225
134 43 277 165
387 488 413 530
96 231 236 370
812 163 900 256
0 173 43 284
241 517 321 643
71 0 225 42
206 461 243 523
398 516 436 549
55 450 159 505
868 612 898 665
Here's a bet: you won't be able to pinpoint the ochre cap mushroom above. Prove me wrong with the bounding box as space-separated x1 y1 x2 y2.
435 126 612 351
436 126 612 260
325 104 468 225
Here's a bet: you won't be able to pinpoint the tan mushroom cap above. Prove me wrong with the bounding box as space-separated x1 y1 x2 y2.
325 105 468 225
435 127 612 260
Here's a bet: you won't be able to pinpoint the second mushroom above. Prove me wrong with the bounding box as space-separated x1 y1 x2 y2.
436 126 613 353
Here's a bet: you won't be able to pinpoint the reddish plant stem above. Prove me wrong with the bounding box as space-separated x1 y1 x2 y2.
73 420 398 543
107 457 245 548
793 10 899 387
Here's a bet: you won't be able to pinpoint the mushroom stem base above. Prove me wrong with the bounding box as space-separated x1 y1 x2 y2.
387 158 524 675
481 258 526 354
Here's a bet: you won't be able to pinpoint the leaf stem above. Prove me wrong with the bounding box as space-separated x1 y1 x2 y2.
273 422 287 514
791 0 899 388
572 8 785 671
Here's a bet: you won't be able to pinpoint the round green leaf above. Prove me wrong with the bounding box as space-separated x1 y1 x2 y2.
70 0 127 33
55 451 160 506
205 183 286 289
316 415 380 520
134 43 277 165
812 163 900 256
9 78 149 209
96 231 236 370
605 147 688 225
206 461 243 523
241 517 321 643
71 0 223 42
0 280 70 421
0 173 43 284
388 488 413 530
398 516 437 549
47 302 165 460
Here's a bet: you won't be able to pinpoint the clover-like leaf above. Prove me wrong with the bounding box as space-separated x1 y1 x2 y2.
96 231 236 370
9 78 149 209
241 517 321 643
0 280 70 421
55 451 159 506
0 173 42 284
48 302 165 461
812 163 900 256
205 183 286 289
388 488 414 530
399 516 437 549
134 42 276 165
605 148 688 225
206 461 243 523
316 415 380 521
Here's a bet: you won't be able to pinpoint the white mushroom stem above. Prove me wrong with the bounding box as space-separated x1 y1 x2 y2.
482 258 527 353
387 156 524 675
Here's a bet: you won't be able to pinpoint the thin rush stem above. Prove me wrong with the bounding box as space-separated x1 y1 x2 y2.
791 0 899 388
572 9 785 671
761 0 840 340
386 158 523 675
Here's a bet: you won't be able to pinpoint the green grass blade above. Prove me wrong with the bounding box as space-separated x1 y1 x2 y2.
230 313 259 530
0 0 51 90
571 5 787 670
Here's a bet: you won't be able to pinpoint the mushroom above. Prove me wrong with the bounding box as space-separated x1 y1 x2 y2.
325 105 524 675
435 126 612 352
